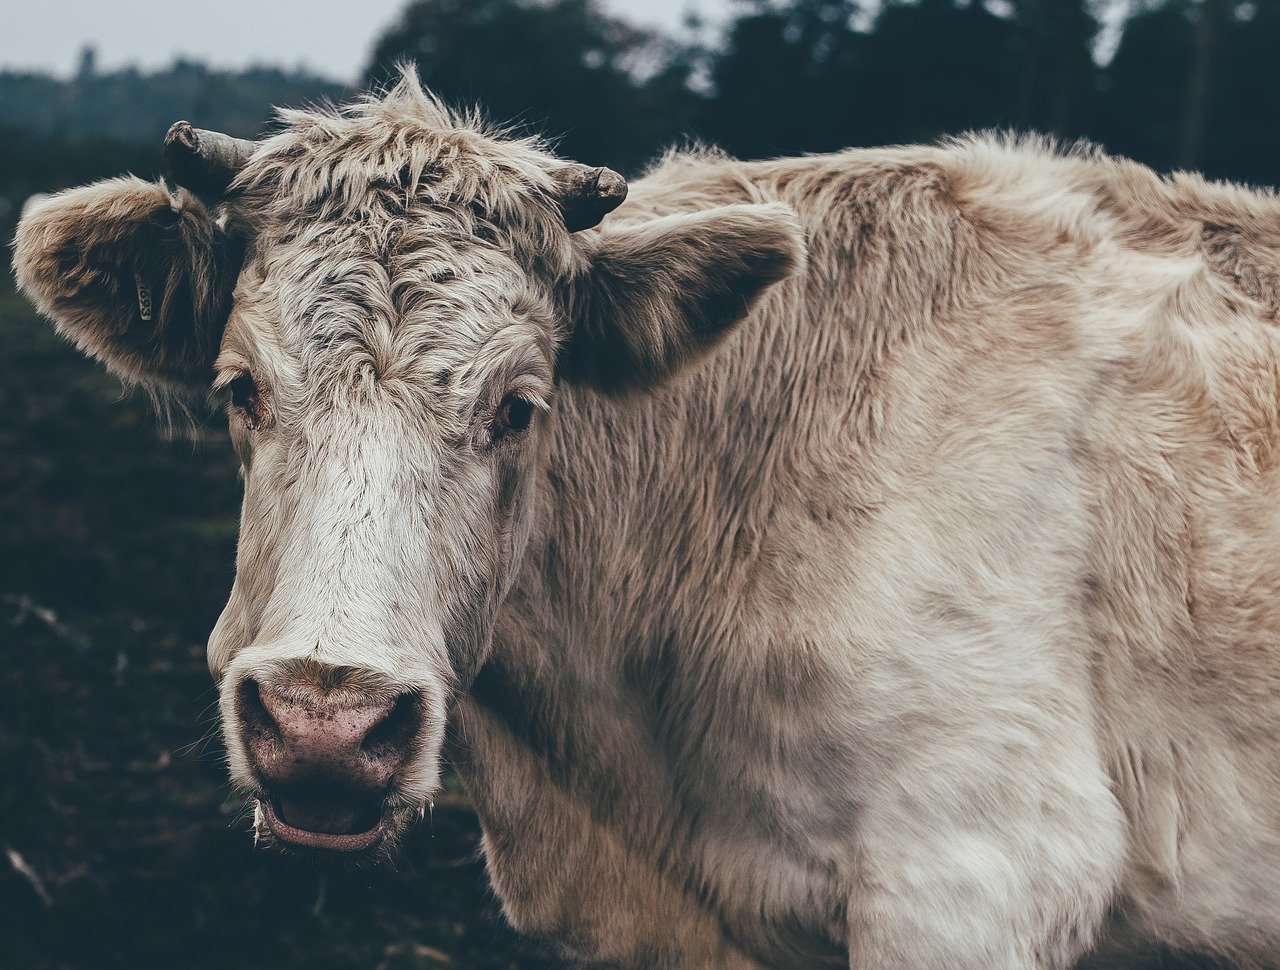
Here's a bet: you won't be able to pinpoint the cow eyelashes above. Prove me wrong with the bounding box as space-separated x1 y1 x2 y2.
489 393 535 444
225 373 268 430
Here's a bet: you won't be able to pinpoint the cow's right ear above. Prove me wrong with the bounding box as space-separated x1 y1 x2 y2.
12 177 243 388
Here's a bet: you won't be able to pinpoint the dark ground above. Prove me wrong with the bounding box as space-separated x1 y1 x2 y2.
0 282 557 969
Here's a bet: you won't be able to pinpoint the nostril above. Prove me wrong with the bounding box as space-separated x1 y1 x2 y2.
237 678 283 753
361 692 420 763
240 680 417 792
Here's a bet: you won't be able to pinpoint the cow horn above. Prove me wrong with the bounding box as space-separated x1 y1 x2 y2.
163 121 255 197
552 164 628 232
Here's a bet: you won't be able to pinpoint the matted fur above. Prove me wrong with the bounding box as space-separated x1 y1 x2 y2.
14 75 1280 969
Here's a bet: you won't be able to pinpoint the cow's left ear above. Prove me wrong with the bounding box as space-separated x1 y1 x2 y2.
13 176 243 389
558 202 805 394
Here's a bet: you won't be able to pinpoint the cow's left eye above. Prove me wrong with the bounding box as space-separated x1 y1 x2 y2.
491 394 534 444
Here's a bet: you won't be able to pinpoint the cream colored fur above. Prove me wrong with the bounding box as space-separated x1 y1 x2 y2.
13 78 1280 968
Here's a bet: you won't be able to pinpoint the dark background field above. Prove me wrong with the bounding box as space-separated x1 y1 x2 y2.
2 0 1276 966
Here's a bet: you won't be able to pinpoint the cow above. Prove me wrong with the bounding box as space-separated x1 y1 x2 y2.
13 73 1280 969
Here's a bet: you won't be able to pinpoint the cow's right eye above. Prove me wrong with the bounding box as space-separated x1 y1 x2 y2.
226 374 266 429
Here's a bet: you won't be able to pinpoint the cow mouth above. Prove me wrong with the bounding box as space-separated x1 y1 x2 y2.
257 796 392 853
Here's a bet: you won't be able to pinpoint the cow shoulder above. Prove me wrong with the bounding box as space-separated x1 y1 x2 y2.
1198 216 1280 320
1078 152 1280 317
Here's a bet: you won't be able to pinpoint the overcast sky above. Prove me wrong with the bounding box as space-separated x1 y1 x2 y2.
0 0 730 83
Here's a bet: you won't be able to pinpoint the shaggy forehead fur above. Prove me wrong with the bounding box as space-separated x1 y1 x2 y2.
217 76 567 427
235 74 573 272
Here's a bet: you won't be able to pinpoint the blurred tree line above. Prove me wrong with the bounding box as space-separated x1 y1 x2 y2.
365 0 1278 187
0 0 1275 253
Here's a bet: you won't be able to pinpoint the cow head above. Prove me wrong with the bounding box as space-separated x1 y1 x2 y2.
12 76 803 858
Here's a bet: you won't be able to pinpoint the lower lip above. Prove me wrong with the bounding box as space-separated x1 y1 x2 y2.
258 798 391 853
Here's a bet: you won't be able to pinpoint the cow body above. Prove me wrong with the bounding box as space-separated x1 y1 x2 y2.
13 79 1280 968
458 146 1280 968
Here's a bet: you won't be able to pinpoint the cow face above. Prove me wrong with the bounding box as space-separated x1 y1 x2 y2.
12 76 802 857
